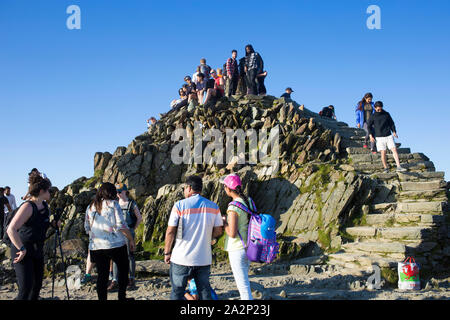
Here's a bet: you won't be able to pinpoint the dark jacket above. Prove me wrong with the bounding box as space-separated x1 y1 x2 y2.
367 110 397 138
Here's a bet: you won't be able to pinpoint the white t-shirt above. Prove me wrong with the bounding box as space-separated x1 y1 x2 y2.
168 194 223 266
4 193 17 212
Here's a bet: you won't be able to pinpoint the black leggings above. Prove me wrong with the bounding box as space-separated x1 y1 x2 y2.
90 245 129 300
11 243 45 300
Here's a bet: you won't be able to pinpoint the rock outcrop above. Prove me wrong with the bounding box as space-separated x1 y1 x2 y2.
22 94 447 276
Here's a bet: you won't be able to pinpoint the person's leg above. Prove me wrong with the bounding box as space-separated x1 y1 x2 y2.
11 246 34 300
111 245 129 300
192 265 212 300
228 249 253 300
380 150 388 169
0 212 4 239
29 254 45 300
169 262 191 300
90 249 110 300
112 262 119 283
248 69 258 95
232 76 239 96
363 122 369 148
128 231 136 283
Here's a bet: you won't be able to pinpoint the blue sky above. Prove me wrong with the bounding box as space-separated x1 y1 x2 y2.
1 0 449 204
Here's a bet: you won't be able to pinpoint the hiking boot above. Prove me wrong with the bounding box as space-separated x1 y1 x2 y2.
107 280 118 291
396 166 407 172
80 274 91 285
372 151 377 154
383 168 390 173
363 145 368 149
128 278 136 289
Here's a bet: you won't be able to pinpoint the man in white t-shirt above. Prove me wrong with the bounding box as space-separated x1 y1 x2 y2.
164 175 223 300
4 187 17 213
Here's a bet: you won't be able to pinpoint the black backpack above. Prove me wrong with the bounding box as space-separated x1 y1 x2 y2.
2 201 47 246
124 200 138 229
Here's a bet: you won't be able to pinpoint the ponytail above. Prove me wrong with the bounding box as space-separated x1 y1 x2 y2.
234 185 254 219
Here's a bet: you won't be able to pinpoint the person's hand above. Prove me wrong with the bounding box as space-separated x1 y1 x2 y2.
164 254 171 264
129 240 136 252
14 249 26 264
393 132 398 138
370 135 375 143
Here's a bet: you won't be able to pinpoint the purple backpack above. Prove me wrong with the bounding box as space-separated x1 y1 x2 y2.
229 198 279 264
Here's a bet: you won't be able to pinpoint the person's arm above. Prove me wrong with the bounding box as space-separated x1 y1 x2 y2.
133 203 143 229
7 202 33 263
4 199 12 213
164 226 177 264
356 108 361 128
224 210 238 238
388 113 397 137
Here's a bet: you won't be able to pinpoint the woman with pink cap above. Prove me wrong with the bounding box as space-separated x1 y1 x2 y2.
220 173 254 300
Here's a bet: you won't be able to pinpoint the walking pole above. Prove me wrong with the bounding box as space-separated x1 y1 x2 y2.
56 226 70 300
51 231 58 299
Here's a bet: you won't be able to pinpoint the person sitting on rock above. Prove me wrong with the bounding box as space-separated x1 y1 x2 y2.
202 69 223 106
367 101 407 173
280 87 294 99
195 73 208 105
146 117 157 128
184 76 198 103
170 88 188 111
198 58 212 80
320 105 337 120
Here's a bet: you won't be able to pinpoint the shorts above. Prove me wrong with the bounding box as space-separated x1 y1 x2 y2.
375 135 395 151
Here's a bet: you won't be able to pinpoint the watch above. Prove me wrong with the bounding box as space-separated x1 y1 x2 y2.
164 252 171 256
19 245 26 252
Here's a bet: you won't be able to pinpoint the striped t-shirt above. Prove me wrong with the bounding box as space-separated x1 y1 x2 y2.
168 194 223 266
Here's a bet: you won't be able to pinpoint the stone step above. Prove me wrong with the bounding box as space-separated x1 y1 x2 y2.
398 189 447 202
370 202 397 213
347 147 410 155
396 201 446 214
397 171 445 182
327 252 398 268
342 242 407 260
365 213 446 227
400 180 446 191
354 161 435 174
350 153 414 163
346 226 435 240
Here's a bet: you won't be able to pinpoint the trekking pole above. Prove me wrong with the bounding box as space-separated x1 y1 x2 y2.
51 231 58 298
56 226 70 300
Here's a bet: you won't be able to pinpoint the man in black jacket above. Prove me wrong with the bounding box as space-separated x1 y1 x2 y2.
367 101 406 173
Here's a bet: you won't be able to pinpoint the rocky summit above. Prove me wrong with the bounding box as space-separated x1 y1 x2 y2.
1 95 448 291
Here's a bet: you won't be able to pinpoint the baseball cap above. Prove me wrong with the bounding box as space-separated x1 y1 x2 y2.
219 174 242 190
286 87 294 92
116 183 128 193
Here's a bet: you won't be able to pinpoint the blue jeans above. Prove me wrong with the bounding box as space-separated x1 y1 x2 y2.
170 263 212 300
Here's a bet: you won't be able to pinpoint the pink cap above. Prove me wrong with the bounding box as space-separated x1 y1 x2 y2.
220 174 242 190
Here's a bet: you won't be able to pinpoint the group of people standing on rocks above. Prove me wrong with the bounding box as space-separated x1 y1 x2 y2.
3 169 256 301
169 44 266 112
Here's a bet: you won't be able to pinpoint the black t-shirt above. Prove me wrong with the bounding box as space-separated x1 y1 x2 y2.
206 78 215 90
281 93 291 99
0 196 9 215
